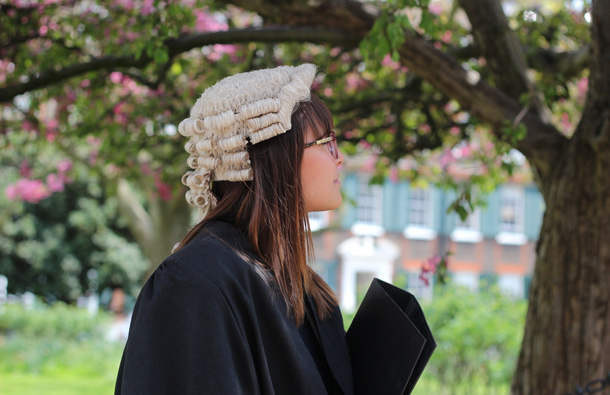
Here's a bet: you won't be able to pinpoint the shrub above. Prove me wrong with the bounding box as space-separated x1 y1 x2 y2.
422 284 526 392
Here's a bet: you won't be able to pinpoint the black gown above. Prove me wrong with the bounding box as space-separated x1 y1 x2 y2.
115 220 354 395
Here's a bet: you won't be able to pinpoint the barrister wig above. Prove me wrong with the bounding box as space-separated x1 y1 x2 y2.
178 64 316 217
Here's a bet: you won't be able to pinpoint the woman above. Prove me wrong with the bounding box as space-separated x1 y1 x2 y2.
115 64 353 395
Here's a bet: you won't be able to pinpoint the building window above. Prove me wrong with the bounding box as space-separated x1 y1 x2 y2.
408 188 433 228
356 177 383 225
403 187 436 240
499 186 524 233
452 272 480 293
498 274 525 299
451 209 483 243
496 186 527 245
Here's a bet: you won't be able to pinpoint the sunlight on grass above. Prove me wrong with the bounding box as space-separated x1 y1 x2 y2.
0 371 116 395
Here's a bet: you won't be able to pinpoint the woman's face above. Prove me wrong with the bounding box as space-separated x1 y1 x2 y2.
300 127 344 213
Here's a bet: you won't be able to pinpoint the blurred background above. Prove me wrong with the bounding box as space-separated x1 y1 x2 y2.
1 0 601 394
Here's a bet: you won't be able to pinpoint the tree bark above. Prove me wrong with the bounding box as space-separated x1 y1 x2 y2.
512 120 610 394
512 0 610 392
117 179 193 281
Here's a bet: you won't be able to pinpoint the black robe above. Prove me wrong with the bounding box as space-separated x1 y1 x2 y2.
115 220 354 395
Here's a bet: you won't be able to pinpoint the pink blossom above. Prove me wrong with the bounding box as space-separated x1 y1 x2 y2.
440 30 452 43
195 10 228 32
39 25 48 36
428 3 443 15
561 112 572 131
449 126 460 136
420 123 431 134
345 73 361 89
19 160 32 178
323 87 333 97
22 121 38 132
46 131 58 142
7 179 51 203
45 118 58 130
141 162 152 176
142 0 154 15
110 72 123 84
440 149 455 168
46 173 65 192
56 159 73 174
381 54 401 70
80 79 91 88
125 31 139 41
362 154 377 172
577 77 588 101
115 0 135 10
389 166 399 183
358 140 372 150
5 184 17 200
329 47 341 57
154 173 173 201
113 102 125 115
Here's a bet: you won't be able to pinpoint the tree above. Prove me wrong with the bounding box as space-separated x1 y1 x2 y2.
1 0 607 393
0 132 148 301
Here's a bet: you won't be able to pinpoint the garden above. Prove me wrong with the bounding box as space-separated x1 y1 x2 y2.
1 283 525 395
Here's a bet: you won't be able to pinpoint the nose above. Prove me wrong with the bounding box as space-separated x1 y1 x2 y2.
336 148 344 166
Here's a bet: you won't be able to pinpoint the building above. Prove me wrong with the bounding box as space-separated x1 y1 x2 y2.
310 169 545 310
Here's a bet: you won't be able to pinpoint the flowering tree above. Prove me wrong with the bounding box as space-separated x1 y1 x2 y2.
0 0 607 393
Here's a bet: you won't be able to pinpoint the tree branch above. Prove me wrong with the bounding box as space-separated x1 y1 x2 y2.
395 28 567 183
0 26 357 103
458 0 551 122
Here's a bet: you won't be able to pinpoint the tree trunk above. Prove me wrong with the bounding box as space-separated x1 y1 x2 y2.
145 192 193 279
117 178 193 280
512 128 610 393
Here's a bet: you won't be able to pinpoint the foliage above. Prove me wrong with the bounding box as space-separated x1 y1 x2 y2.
0 302 122 374
0 131 148 302
423 284 526 391
343 281 525 393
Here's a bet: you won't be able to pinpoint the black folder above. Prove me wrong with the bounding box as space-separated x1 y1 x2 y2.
345 278 436 395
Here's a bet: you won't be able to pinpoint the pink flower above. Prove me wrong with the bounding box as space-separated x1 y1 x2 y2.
389 166 399 183
154 173 172 201
5 184 18 200
45 118 58 130
115 0 134 10
577 77 588 101
56 159 73 174
142 0 154 15
428 3 443 15
19 160 32 178
362 155 377 172
110 72 123 84
46 173 65 192
195 10 228 32
8 179 51 203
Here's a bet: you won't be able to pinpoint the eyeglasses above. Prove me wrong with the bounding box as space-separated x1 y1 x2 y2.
304 131 338 159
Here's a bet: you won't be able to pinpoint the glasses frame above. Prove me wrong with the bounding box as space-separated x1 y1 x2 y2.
304 131 338 159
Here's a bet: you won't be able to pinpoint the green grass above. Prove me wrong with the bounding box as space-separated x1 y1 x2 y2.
0 370 117 395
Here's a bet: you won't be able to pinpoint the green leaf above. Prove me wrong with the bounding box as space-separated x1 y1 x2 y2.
154 47 169 64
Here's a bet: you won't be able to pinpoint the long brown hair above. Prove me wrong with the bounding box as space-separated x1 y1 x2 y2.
176 94 337 325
